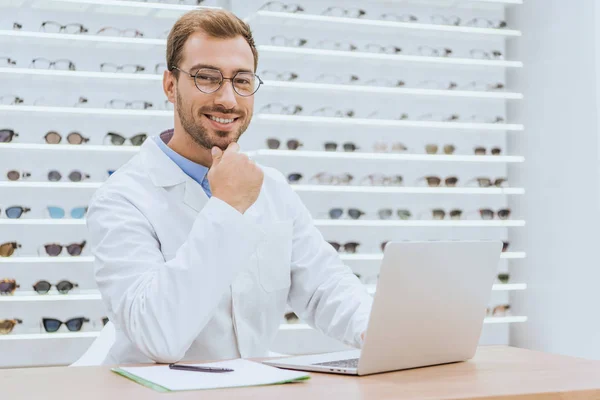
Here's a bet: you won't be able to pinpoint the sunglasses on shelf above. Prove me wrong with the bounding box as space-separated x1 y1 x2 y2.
40 21 88 34
502 241 510 252
284 312 299 323
102 316 109 326
100 63 145 73
33 280 78 295
417 80 458 90
430 14 461 26
467 18 507 29
44 131 89 145
364 43 402 54
418 45 453 57
324 142 359 152
42 317 89 333
432 208 463 220
0 242 20 257
106 99 153 110
1 206 30 219
487 304 510 317
0 319 22 334
105 132 148 146
0 57 17 67
310 172 354 185
329 208 365 220
470 49 503 60
43 241 86 257
287 173 303 183
425 144 456 155
328 241 360 253
0 128 18 143
0 95 24 106
422 176 459 187
360 174 403 186
417 112 459 122
380 13 417 22
0 279 19 295
464 81 505 91
373 142 407 153
479 208 511 220
474 147 502 155
266 138 303 150
47 206 88 219
31 58 75 71
497 273 510 284
48 170 90 182
378 209 411 220
6 170 31 181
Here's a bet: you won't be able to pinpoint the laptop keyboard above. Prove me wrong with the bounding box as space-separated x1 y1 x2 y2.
313 358 359 369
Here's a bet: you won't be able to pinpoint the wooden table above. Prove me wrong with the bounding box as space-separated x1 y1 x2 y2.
1 346 600 399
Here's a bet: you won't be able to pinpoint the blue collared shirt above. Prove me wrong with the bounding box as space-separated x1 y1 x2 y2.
154 130 212 197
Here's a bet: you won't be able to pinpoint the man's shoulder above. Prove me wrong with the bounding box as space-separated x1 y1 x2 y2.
90 154 153 205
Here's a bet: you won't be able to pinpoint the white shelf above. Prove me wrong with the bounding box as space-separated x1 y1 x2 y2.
365 283 526 294
246 11 521 38
340 252 526 261
0 143 139 153
0 182 102 189
0 30 166 46
314 220 526 227
253 114 524 131
263 80 523 100
0 105 170 117
0 292 101 302
0 67 162 82
45 0 216 16
0 332 100 341
0 219 86 225
290 185 525 195
0 256 94 263
250 149 524 163
258 46 524 69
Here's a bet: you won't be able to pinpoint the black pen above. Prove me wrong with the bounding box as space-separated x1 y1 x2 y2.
168 363 234 373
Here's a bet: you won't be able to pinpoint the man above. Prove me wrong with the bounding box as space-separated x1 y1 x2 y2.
87 9 372 364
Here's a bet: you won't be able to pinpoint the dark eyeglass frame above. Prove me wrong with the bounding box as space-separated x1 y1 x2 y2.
105 132 147 146
31 58 76 71
42 317 89 333
47 170 90 182
40 21 88 34
0 129 18 143
328 241 360 253
44 241 86 257
328 208 365 220
171 66 263 97
33 280 78 294
2 206 31 219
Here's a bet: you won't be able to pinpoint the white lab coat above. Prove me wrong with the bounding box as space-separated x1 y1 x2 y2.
87 137 373 364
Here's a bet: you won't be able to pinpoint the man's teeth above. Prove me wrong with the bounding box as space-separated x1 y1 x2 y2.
208 115 235 124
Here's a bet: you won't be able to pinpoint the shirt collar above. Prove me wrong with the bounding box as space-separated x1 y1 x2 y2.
154 129 209 186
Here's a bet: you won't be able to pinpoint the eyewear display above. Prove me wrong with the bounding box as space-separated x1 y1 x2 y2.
417 80 457 90
322 6 366 18
284 312 299 323
474 147 502 155
33 280 78 295
470 49 503 60
0 95 23 105
360 174 403 186
312 107 354 118
471 177 507 187
364 43 402 54
0 242 20 257
270 35 307 47
260 103 302 115
47 206 88 219
172 67 262 97
287 172 303 183
31 58 75 70
328 208 365 220
6 170 31 181
373 142 407 152
380 13 417 22
100 63 145 73
0 128 18 143
97 27 144 37
44 131 89 145
479 208 511 220
0 319 22 334
487 304 510 317
316 40 357 52
1 206 30 219
0 279 19 295
418 46 452 57
266 138 303 150
324 142 359 152
463 81 505 91
497 273 510 284
259 1 304 13
425 144 456 155
430 14 461 26
328 241 360 253
33 96 87 107
40 21 88 34
106 99 153 109
364 78 405 87
42 317 89 332
105 132 148 146
0 57 17 67
466 18 507 29
502 241 510 252
261 70 298 81
315 74 359 85
47 170 90 182
432 208 463 220
378 209 411 220
310 172 353 185
44 241 86 257
102 316 109 326
422 176 459 187
418 113 459 122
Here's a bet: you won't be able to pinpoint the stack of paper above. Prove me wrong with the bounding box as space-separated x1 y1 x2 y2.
113 359 310 392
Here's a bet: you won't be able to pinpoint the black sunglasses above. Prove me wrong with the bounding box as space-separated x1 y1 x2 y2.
33 280 78 295
42 317 89 333
44 241 86 257
0 129 18 143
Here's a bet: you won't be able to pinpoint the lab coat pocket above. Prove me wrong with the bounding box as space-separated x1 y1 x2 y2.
257 220 293 293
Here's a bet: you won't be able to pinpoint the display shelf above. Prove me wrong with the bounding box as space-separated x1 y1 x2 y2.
364 283 526 294
45 0 216 17
0 105 170 117
290 185 526 195
0 143 140 153
0 332 100 341
0 30 165 46
339 252 526 261
0 182 103 189
0 292 101 302
313 220 526 227
0 67 163 82
0 256 95 263
0 219 86 225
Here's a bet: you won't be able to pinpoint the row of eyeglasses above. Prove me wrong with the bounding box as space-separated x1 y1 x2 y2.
323 208 512 220
0 206 87 219
0 57 169 75
287 173 508 188
0 95 172 110
0 129 148 146
0 241 86 257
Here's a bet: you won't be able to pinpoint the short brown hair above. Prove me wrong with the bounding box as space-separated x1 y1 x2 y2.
166 9 258 77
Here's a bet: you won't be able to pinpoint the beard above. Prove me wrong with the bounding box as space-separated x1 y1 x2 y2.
176 89 251 151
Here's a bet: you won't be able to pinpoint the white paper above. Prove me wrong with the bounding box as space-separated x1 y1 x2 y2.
119 359 310 391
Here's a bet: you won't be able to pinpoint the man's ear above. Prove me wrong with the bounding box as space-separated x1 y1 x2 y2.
163 69 176 105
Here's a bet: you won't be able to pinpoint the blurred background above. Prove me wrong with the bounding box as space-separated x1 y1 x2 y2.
0 0 597 368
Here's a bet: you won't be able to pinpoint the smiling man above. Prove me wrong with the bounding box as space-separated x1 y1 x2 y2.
87 9 372 364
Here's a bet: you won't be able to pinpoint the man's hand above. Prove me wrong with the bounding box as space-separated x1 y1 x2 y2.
208 143 264 214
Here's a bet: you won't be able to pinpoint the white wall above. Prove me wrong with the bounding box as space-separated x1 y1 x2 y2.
507 0 600 359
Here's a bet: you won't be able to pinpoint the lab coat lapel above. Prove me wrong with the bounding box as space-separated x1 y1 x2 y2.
183 179 209 213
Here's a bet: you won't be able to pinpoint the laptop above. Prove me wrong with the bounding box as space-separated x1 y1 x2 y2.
264 240 502 376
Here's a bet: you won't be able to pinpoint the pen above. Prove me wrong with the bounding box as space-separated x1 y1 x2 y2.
168 363 234 373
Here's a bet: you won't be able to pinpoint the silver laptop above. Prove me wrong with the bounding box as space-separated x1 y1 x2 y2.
264 240 502 376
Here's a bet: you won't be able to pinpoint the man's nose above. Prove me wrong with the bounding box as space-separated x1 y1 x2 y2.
214 80 237 110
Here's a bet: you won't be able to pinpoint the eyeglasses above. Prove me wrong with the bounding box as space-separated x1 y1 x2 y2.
315 74 359 85
417 80 458 90
430 14 461 26
474 147 502 155
329 208 365 220
284 312 299 323
425 144 456 155
463 81 505 91
0 129 18 143
266 138 303 150
48 170 90 182
42 317 89 333
487 304 510 317
502 241 510 252
96 27 144 37
422 176 459 187
260 70 299 81
321 6 366 18
0 57 17 67
0 319 22 334
0 242 20 257
310 172 354 185
432 209 463 220
47 206 88 219
44 131 89 145
106 99 153 110
418 113 459 122
1 206 30 219
0 95 23 105
418 46 452 57
100 63 145 73
172 67 263 97
360 174 403 186
363 78 405 88
6 170 31 181
364 43 402 54
380 13 417 22
479 208 511 220
316 40 357 52
270 35 307 47
378 209 411 220
0 279 19 294
31 58 75 71
260 103 303 115
328 241 360 253
105 132 148 146
373 142 407 153
311 107 354 118
12 22 22 31
497 273 510 284
324 142 359 152
287 173 303 183
40 21 88 34
470 49 503 60
466 18 507 29
471 177 507 187
33 280 79 295
44 241 86 257
102 317 109 326
259 1 304 13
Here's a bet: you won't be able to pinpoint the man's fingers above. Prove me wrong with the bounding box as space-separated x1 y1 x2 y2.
211 146 224 166
225 142 240 153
